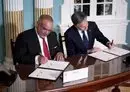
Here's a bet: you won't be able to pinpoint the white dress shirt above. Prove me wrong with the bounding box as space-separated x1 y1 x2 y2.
78 29 89 41
35 30 50 65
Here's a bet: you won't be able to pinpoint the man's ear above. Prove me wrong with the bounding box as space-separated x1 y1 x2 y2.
35 21 39 27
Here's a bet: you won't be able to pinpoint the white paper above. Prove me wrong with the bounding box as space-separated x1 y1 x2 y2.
103 46 130 56
63 78 88 87
63 67 88 83
29 68 62 80
88 51 118 61
39 60 70 70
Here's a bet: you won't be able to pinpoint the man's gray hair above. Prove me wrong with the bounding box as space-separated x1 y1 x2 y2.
38 14 53 22
71 11 87 25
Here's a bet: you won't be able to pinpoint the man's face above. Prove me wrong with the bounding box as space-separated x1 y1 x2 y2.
37 19 53 38
76 20 88 31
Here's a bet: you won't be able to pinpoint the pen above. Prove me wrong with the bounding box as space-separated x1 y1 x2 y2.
111 40 113 45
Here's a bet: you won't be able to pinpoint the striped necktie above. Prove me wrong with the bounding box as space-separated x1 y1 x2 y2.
82 31 89 49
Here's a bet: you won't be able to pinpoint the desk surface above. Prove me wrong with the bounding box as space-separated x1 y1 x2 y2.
6 45 130 92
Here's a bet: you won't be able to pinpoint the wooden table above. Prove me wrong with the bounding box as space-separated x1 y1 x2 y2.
6 44 130 92
0 86 7 92
14 60 130 91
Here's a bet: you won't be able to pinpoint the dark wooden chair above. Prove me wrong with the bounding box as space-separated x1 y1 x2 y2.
59 33 67 57
123 56 130 67
10 39 16 65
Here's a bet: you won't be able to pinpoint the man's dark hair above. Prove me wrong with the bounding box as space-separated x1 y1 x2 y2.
71 11 87 25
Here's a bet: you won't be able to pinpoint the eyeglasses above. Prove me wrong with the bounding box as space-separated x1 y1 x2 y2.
40 24 52 32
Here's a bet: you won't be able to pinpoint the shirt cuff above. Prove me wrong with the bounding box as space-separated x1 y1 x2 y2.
35 55 40 65
106 41 111 47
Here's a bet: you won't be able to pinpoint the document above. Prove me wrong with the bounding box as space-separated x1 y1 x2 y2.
29 68 62 81
88 51 118 61
39 60 70 70
63 67 88 83
103 46 130 56
29 60 70 80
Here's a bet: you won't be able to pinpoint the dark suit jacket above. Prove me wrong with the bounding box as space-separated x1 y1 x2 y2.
14 28 61 64
65 21 109 57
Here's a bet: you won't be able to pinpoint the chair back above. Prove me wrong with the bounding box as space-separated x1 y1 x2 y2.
10 39 16 65
59 33 67 58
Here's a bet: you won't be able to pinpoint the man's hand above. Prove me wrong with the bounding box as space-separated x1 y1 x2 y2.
88 47 102 54
38 55 48 64
54 52 64 61
106 40 114 49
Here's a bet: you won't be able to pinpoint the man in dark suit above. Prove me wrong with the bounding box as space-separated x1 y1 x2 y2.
65 11 113 57
14 15 64 64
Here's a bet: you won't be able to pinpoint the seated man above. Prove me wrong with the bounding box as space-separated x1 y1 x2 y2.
65 11 112 57
14 15 64 64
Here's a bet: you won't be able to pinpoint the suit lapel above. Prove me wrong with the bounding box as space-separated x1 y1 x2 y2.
87 23 93 48
73 27 86 49
87 29 92 43
32 28 41 53
47 34 51 51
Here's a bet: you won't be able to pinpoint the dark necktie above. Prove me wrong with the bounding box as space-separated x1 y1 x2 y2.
43 38 50 59
82 31 89 49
